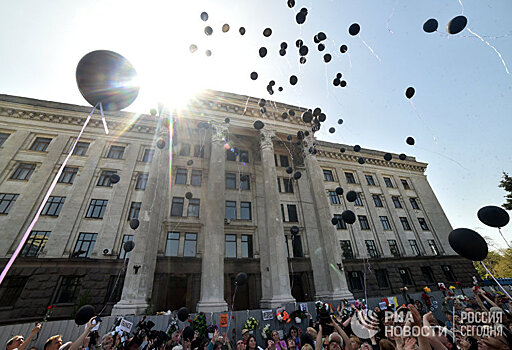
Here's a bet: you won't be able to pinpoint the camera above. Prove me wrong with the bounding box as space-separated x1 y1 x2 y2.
316 303 334 336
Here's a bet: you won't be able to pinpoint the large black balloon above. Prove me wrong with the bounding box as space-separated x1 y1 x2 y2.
384 153 392 161
405 87 415 99
294 171 302 180
129 218 140 230
239 27 246 35
399 153 407 160
335 187 343 195
349 23 360 36
346 191 357 202
75 305 96 326
185 192 193 200
183 326 195 342
302 111 313 123
358 157 365 165
286 166 293 174
123 240 135 253
235 272 248 286
253 120 264 130
110 173 120 184
76 50 139 111
340 45 348 54
447 15 468 35
177 307 189 322
296 12 306 25
263 28 272 37
448 228 488 261
290 226 299 235
156 137 166 149
259 47 268 58
406 137 415 145
341 210 356 225
299 45 309 56
477 206 510 228
290 75 298 85
250 72 258 80
423 18 438 33
329 127 335 133
331 217 339 226
354 145 361 152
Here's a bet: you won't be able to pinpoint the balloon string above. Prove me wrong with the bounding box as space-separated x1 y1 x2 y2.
415 146 469 171
386 3 396 34
409 100 438 144
466 27 510 75
498 228 511 249
457 0 465 14
99 102 109 134
0 104 98 286
358 35 381 62
99 256 128 315
480 261 512 299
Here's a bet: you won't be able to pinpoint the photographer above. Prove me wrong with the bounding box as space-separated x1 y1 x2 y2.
6 324 41 350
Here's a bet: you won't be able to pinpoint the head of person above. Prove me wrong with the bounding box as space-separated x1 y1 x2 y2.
214 342 223 350
272 331 280 342
242 330 250 341
289 327 298 339
101 334 114 350
305 328 317 339
478 336 510 350
445 311 454 322
300 334 314 350
6 336 24 350
301 345 313 350
287 338 296 349
349 336 362 350
247 336 258 350
327 333 342 350
378 339 395 350
236 340 246 350
44 336 63 350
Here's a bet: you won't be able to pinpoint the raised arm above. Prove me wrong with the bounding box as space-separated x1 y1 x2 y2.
69 317 96 350
18 324 42 350
328 315 351 350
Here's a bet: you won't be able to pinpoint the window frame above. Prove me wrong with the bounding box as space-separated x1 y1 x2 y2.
354 192 364 206
240 174 250 190
383 177 393 188
375 269 390 289
11 163 36 180
240 201 252 220
97 170 117 187
72 232 98 258
418 218 429 230
0 132 10 147
340 240 354 259
165 232 180 257
365 175 376 186
349 271 363 291
179 143 191 157
365 240 379 258
279 155 289 168
427 239 440 255
21 231 50 257
241 235 253 258
345 172 356 184
323 169 335 182
225 173 237 189
135 173 148 190
85 199 108 219
358 215 370 230
142 148 155 163
372 194 383 207
183 233 197 257
399 268 414 286
409 240 421 256
329 191 341 205
54 276 81 304
392 196 402 208
225 201 237 220
287 204 299 222
30 137 52 152
58 166 78 184
41 196 66 216
225 234 237 258
410 198 420 210
73 142 90 156
170 197 185 217
333 214 347 229
401 179 411 190
128 202 142 220
380 216 392 230
119 235 134 259
107 145 125 159
191 170 202 186
388 239 400 257
282 178 293 193
0 193 19 214
400 217 412 230
0 276 27 307
175 168 188 185
187 199 200 217
193 145 205 158
239 150 250 163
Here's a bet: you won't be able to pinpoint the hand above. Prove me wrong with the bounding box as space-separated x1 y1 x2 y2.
403 337 416 350
423 311 435 324
31 323 42 334
337 304 341 313
86 316 97 330
407 304 421 328
308 312 313 320
212 329 219 343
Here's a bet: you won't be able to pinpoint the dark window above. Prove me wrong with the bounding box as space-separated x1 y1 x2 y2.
165 232 180 256
107 145 125 159
349 271 363 291
225 201 237 220
21 231 50 257
285 235 290 257
142 149 154 163
119 235 134 259
375 269 390 289
358 215 370 230
97 170 117 187
171 197 184 216
11 163 36 180
179 143 190 156
193 145 205 158
226 147 238 161
274 154 278 166
323 169 334 181
421 266 435 284
418 218 429 230
175 168 187 185
345 172 355 184
283 178 293 193
241 235 253 258
334 214 347 229
0 193 19 214
410 198 420 209
365 175 376 186
58 167 78 184
0 132 9 147
183 233 197 257
401 179 410 190
226 173 236 189
73 142 90 156
287 204 298 222
383 177 393 188
427 239 440 255
388 240 400 257
240 175 250 190
86 199 108 219
392 196 402 208
354 193 364 206
380 216 392 230
136 173 148 190
442 266 456 282
400 217 412 230
409 240 421 256
240 202 252 220
128 202 141 220
30 137 52 152
372 194 383 207
281 204 285 222
187 199 200 217
329 191 341 205
399 268 413 285
365 240 379 258
340 240 354 259
0 277 27 307
240 150 250 163
54 276 81 304
277 178 282 193
104 275 124 304
191 170 202 186
292 235 304 257
280 155 289 168
72 232 97 258
41 196 65 216
225 234 237 258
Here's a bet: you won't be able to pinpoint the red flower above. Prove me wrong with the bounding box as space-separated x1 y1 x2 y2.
47 306 52 309
456 282 461 286
188 319 193 323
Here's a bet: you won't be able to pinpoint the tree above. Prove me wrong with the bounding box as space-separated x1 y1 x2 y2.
498 172 512 210
473 248 512 279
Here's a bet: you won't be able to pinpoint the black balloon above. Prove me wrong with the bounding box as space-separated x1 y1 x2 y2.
289 110 295 116
259 99 266 107
406 137 415 145
335 187 343 195
205 50 212 57
235 272 248 286
317 32 327 41
358 157 365 164
329 127 335 133
250 72 258 80
346 190 357 202
340 147 345 153
318 113 326 122
399 153 407 160
290 75 298 85
287 134 293 141
286 166 293 174
129 218 140 230
110 173 120 184
340 80 347 87
75 305 96 326
302 111 313 123
123 240 135 253
281 42 288 49
354 145 361 152
239 27 246 35
189 44 198 53
340 45 348 53
187 159 194 166
297 131 304 139
349 23 360 36
331 217 339 226
200 12 209 21
156 137 165 149
287 0 295 8
254 120 264 130
477 206 510 228
222 24 230 33
204 26 213 36
333 78 340 86
177 307 189 322
336 73 342 79
318 43 325 51
300 57 307 64
290 226 299 235
384 153 392 161
313 108 321 116
405 87 415 99
296 39 303 48
282 113 289 120
279 49 286 56
263 28 272 37
259 47 268 58
447 15 468 35
185 192 193 200
323 54 332 63
299 45 309 56
294 171 302 180
341 210 356 224
337 119 343 125
278 87 283 92
448 228 488 261
296 12 306 25
225 118 230 124
423 18 438 33
183 326 195 342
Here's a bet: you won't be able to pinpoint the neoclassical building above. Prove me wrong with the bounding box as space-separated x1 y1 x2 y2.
0 92 477 322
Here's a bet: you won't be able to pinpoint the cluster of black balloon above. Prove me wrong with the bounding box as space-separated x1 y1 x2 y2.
423 15 467 35
267 80 277 95
333 73 347 88
295 7 308 25
280 42 288 56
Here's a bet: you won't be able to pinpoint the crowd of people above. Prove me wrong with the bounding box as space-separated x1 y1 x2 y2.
5 287 511 350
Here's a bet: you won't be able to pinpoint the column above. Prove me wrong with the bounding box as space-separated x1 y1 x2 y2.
112 121 169 315
196 122 229 312
298 135 353 300
258 129 295 308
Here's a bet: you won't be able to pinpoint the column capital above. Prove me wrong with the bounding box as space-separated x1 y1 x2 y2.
259 129 276 151
211 121 229 142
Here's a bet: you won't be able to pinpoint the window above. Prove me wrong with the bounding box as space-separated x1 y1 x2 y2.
21 231 50 257
349 271 363 291
280 155 289 167
329 191 341 205
399 268 413 285
427 240 440 255
0 193 19 214
136 173 148 190
400 217 412 230
72 232 97 258
241 235 253 258
283 178 293 193
41 196 65 216
442 265 456 282
240 202 252 220
240 150 250 163
226 173 236 189
183 233 197 257
274 154 278 166
281 204 286 222
142 149 154 163
73 142 90 156
380 216 392 230
292 235 304 257
375 270 390 289
323 169 334 181
285 236 290 258
225 234 237 258
392 196 402 208
30 137 52 152
358 215 370 230
97 170 117 187
86 199 108 219
187 199 200 217
105 275 124 304
175 168 188 185
418 218 429 230
372 194 383 207
0 277 27 307
54 276 81 304
401 179 410 190
365 175 376 186
179 143 190 156
57 167 78 184
345 172 355 184
388 240 400 257
171 197 184 216
226 147 238 161
365 240 379 258
0 132 9 147
277 179 282 193
193 145 205 158
287 204 298 222
107 145 125 159
191 170 202 186
340 240 354 259
421 266 435 284
333 214 347 229
409 240 421 256
225 201 237 220
410 198 420 210
128 202 141 220
11 163 36 180
119 235 134 259
165 232 180 256
240 175 250 190
383 177 393 188
354 193 364 206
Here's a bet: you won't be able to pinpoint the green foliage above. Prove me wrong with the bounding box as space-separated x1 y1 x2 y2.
498 172 512 210
192 313 208 338
473 248 512 278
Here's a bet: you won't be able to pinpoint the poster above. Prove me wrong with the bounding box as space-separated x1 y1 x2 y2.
220 313 228 328
299 303 308 312
262 310 273 320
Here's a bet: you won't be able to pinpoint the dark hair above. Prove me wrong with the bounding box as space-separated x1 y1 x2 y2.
247 336 258 350
300 334 314 349
288 327 298 337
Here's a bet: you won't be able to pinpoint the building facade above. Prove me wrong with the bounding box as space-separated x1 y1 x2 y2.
0 92 477 323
